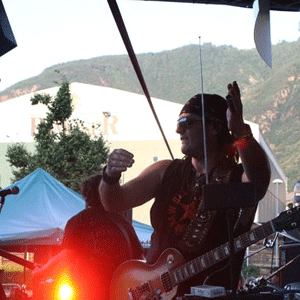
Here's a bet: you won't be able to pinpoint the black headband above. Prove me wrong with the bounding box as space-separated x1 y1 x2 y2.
180 94 228 124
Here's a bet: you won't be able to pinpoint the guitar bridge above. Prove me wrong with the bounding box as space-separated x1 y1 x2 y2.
161 272 172 293
128 282 152 300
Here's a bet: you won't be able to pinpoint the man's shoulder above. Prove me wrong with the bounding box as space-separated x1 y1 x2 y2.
164 157 188 174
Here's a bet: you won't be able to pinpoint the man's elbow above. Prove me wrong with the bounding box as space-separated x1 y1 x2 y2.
255 168 271 201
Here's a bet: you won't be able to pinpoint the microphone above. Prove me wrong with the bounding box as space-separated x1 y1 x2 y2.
0 186 20 197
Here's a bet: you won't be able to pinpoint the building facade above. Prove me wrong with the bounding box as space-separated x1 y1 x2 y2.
0 83 287 225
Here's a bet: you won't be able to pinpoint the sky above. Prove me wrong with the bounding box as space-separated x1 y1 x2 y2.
0 0 299 92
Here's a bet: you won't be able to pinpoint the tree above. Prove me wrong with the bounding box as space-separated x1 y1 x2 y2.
6 79 109 192
241 262 260 280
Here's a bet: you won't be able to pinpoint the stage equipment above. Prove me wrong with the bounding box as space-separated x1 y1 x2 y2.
0 185 19 213
280 228 300 244
283 282 300 300
180 293 285 299
0 0 17 57
202 182 256 210
294 180 300 203
280 243 300 286
0 186 19 198
202 182 256 293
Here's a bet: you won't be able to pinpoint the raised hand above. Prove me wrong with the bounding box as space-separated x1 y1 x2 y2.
105 149 135 178
226 81 246 137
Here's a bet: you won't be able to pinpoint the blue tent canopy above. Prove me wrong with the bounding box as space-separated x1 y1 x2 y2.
0 169 153 249
0 168 85 247
132 220 153 243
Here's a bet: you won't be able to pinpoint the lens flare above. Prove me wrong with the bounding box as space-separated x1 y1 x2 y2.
59 284 73 299
52 272 76 300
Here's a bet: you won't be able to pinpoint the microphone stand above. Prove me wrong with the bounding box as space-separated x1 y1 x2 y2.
0 188 20 299
226 209 237 295
0 195 7 299
243 236 278 261
0 195 6 214
198 39 257 294
198 38 240 294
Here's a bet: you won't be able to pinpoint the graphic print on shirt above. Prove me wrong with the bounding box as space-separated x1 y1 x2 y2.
167 190 198 236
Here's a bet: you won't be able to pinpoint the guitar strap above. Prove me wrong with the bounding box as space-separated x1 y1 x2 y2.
111 217 134 259
178 159 236 254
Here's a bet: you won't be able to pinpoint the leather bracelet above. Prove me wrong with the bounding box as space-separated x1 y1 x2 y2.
102 165 121 185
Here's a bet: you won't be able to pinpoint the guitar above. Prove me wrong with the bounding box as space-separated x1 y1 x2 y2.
110 206 300 300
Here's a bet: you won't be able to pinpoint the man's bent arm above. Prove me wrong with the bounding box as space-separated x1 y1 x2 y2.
99 159 171 212
237 128 271 200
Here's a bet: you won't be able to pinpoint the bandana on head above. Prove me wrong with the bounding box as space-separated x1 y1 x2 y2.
180 94 228 125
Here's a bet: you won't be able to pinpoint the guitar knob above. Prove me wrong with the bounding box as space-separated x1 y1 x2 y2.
167 254 174 264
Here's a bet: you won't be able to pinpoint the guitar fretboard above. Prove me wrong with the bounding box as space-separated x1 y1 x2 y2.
169 220 274 286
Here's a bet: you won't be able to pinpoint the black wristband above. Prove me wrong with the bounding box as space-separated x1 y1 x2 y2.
102 165 121 185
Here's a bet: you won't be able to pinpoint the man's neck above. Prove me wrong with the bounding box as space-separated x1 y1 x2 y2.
191 152 226 174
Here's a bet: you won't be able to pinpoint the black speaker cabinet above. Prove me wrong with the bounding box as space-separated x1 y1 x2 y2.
0 0 17 57
280 243 300 286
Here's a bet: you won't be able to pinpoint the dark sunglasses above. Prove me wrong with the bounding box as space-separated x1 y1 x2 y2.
177 117 202 130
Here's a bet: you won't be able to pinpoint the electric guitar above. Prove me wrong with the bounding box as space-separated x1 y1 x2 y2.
110 206 300 300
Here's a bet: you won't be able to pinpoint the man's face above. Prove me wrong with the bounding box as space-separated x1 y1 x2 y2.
176 113 207 158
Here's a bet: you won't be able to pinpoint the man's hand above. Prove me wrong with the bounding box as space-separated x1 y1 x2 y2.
226 81 247 138
105 149 135 178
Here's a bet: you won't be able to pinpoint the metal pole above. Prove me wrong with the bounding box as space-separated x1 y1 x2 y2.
273 179 283 267
275 182 279 267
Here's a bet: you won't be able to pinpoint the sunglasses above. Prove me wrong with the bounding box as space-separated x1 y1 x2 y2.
177 117 202 130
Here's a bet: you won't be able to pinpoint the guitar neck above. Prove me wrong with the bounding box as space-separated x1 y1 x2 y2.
169 220 274 285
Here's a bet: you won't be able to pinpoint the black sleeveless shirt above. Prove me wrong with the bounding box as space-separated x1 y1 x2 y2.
146 157 256 294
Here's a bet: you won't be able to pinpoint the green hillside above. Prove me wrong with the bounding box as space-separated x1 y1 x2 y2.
1 40 300 191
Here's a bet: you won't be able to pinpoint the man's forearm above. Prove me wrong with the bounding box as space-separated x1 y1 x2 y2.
237 137 271 199
99 181 125 212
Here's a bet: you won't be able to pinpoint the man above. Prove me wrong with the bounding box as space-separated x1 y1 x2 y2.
33 174 143 299
99 81 270 296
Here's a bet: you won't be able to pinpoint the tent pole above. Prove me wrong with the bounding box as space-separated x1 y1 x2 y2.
23 247 27 284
